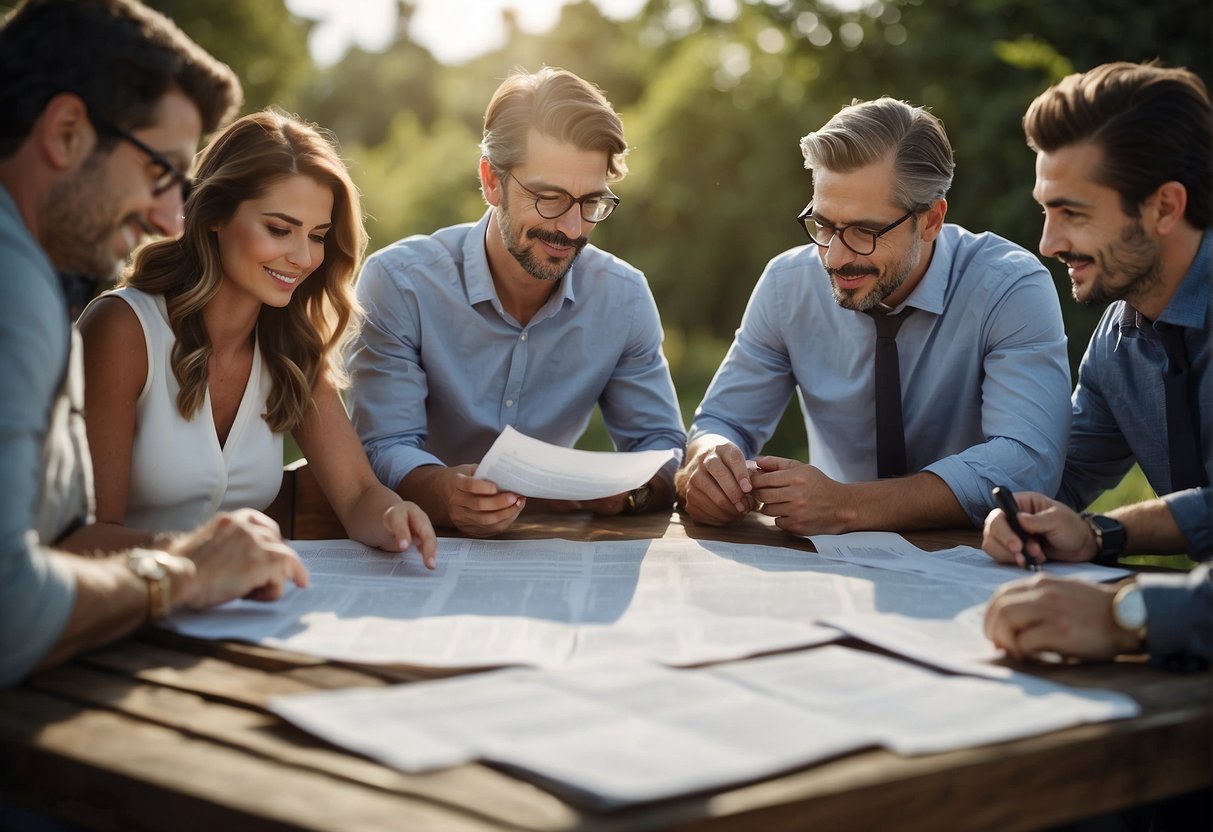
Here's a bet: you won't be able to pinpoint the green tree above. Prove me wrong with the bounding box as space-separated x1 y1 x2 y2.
142 0 316 112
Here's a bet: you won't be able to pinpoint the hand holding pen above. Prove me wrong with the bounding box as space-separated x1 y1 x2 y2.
991 486 1041 571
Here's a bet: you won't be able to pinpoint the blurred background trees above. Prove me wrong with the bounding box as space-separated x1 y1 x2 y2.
5 0 1208 471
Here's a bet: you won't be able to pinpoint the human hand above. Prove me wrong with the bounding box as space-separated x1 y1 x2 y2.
577 491 630 516
380 500 438 568
676 439 756 525
984 575 1143 662
981 491 1097 567
170 508 309 608
750 457 853 534
445 464 525 538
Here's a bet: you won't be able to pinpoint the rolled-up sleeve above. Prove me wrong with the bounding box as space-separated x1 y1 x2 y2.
689 264 799 457
598 278 686 483
1139 564 1212 669
1160 487 1213 559
347 252 445 490
924 267 1071 525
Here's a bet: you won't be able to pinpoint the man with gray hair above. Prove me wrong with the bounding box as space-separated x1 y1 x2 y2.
677 97 1071 535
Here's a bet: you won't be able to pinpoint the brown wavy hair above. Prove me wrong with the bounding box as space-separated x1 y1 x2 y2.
123 109 366 433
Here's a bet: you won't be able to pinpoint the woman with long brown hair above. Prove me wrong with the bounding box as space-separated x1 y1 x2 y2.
77 109 436 567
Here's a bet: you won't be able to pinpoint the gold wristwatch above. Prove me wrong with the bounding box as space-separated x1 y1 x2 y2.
127 549 174 621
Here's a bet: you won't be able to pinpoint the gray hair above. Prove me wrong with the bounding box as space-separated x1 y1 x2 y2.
800 97 954 211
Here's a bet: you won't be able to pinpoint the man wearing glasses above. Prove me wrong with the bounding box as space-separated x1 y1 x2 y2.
677 97 1071 535
349 67 685 537
0 0 308 687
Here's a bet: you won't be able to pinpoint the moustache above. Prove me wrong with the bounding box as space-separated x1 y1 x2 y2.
527 228 588 251
1056 252 1093 267
827 265 879 278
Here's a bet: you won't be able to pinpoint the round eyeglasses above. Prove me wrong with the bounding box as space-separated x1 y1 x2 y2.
505 170 620 223
797 202 915 256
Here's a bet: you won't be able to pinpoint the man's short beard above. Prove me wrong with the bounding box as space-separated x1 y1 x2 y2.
1077 217 1162 307
39 151 127 281
828 233 921 312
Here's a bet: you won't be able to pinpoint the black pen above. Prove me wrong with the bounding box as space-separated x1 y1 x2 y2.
991 486 1040 571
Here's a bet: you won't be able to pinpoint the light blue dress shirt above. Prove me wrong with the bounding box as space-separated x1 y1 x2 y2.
690 224 1072 526
348 211 686 492
1059 230 1213 557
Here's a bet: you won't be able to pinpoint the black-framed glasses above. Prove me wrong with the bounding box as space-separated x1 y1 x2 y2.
797 202 915 255
87 108 193 203
504 170 619 223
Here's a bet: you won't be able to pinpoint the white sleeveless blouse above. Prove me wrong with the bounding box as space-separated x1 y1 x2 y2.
101 287 283 532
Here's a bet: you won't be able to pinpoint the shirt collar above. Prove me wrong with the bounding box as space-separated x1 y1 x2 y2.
1120 228 1213 336
885 229 949 316
1156 228 1212 330
461 208 578 316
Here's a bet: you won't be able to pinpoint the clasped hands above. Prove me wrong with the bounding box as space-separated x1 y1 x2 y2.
676 440 854 534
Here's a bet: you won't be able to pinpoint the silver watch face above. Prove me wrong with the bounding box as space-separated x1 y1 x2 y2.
1114 586 1147 632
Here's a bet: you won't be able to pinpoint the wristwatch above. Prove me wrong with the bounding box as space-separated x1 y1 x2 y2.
1111 583 1148 643
127 548 174 621
624 483 653 515
1080 512 1127 565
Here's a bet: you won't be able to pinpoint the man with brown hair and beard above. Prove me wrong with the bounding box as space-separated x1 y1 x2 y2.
348 67 685 538
982 63 1211 676
678 97 1071 537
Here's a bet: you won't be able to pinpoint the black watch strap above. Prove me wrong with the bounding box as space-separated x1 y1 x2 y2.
1081 512 1127 565
624 483 653 515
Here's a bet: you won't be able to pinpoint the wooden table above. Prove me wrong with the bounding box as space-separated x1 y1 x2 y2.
2 471 1209 831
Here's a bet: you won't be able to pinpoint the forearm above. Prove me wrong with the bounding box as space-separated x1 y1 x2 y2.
35 553 149 671
398 465 453 527
841 472 969 532
1109 498 1193 557
56 521 177 556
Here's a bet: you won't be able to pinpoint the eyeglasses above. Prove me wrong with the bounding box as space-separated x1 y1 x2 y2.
797 202 915 256
87 108 193 203
504 170 619 223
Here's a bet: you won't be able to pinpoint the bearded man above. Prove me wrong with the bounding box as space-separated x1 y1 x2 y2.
678 97 1071 536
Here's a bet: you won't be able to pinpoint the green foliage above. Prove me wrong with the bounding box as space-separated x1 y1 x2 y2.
83 0 1208 520
142 0 316 112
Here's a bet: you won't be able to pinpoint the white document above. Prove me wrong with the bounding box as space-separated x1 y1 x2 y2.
473 425 675 500
270 647 1138 806
269 660 876 807
168 537 853 668
808 531 1132 591
806 533 1131 677
709 646 1139 755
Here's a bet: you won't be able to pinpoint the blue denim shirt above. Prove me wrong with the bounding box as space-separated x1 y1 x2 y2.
348 211 686 491
1059 230 1213 558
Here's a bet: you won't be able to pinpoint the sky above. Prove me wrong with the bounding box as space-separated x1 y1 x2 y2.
285 0 649 67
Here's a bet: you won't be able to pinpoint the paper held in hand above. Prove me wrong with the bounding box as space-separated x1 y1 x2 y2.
473 425 676 500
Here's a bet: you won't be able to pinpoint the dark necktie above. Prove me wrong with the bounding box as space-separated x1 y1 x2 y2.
1158 324 1208 490
867 307 915 478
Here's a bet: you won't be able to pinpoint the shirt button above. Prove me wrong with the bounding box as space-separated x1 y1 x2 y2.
505 399 514 408
520 333 527 342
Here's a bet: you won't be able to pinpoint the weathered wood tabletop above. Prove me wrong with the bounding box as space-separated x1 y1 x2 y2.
2 471 1209 831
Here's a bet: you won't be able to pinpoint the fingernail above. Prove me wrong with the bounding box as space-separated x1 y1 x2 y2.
735 501 747 513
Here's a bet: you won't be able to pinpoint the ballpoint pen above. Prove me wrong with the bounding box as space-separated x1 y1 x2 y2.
991 486 1040 571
